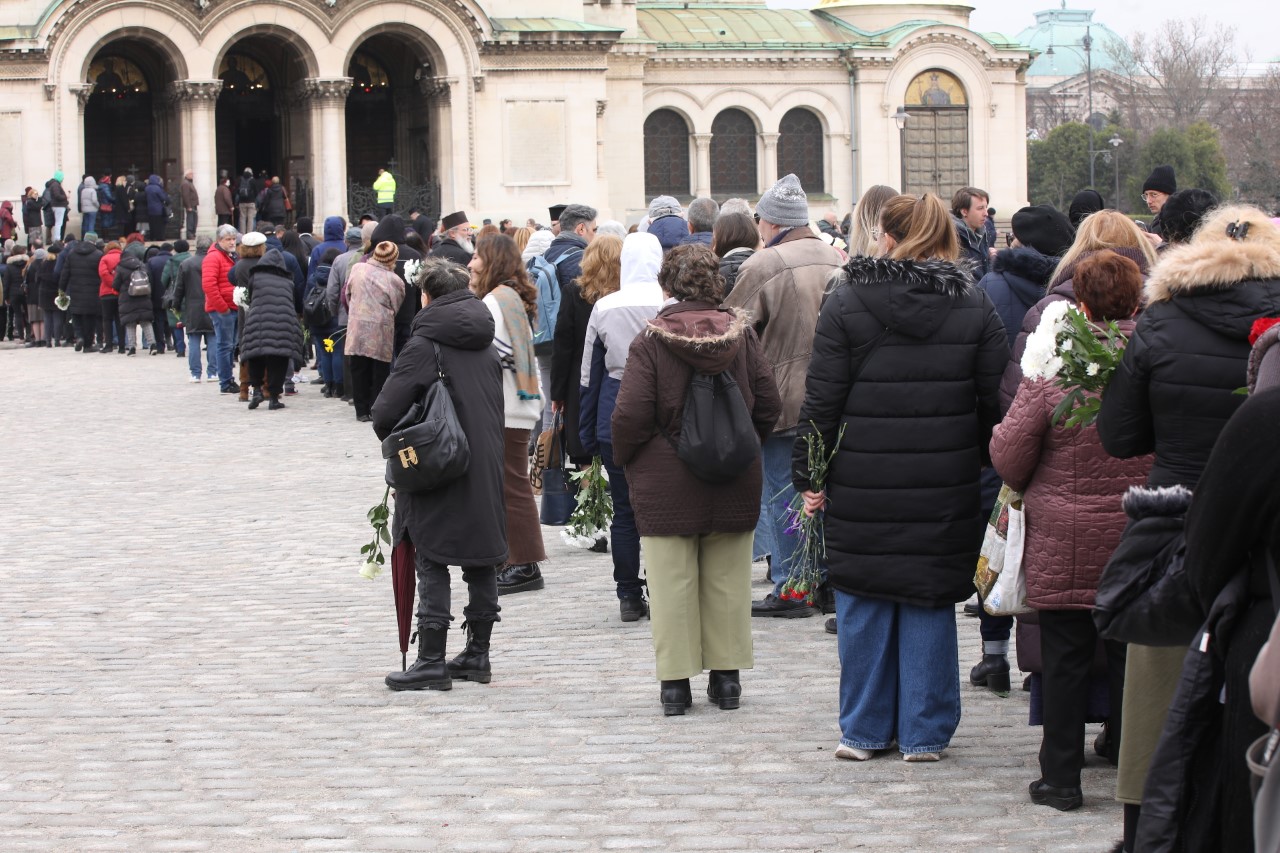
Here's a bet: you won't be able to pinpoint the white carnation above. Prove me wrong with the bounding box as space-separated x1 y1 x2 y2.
233 286 249 308
1041 300 1071 329
1086 362 1100 377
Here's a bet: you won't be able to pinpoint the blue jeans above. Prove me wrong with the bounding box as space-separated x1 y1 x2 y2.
211 310 237 388
187 331 214 379
757 434 826 595
834 590 961 754
172 322 185 356
599 441 642 600
315 323 342 385
81 211 96 236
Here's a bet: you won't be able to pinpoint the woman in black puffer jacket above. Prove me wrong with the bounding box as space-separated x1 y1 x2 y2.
793 193 1007 763
240 247 304 410
712 211 759 299
113 242 155 354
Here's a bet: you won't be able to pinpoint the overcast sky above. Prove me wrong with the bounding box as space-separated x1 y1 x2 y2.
765 1 1271 63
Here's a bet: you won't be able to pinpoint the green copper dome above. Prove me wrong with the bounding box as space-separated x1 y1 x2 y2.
1018 5 1129 78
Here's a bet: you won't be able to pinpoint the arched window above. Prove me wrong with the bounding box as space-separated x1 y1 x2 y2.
643 109 690 199
710 108 757 196
777 108 824 194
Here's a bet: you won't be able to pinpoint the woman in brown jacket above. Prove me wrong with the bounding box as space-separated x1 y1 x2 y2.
611 244 781 716
990 250 1153 811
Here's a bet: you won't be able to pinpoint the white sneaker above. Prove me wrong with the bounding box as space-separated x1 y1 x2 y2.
291 373 304 383
903 752 941 762
188 376 201 383
835 744 875 761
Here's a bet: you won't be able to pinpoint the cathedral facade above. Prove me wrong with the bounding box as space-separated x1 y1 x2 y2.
0 0 1032 234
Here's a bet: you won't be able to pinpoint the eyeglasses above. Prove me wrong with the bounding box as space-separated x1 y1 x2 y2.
1141 191 1163 201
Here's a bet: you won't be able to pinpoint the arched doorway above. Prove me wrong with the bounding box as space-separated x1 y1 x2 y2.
903 69 970 199
345 32 441 220
83 43 181 183
215 33 313 218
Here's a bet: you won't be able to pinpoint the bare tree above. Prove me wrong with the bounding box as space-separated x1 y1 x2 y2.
1109 18 1245 128
1219 66 1280 208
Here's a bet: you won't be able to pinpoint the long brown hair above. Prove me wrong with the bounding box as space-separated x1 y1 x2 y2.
879 193 959 262
579 234 623 305
472 233 537 319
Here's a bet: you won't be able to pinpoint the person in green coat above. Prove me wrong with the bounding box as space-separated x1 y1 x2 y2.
160 239 191 357
373 168 396 219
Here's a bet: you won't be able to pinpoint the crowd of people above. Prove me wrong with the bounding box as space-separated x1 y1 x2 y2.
5 159 1280 851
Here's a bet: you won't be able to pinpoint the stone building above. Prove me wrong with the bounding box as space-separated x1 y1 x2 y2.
0 0 1032 236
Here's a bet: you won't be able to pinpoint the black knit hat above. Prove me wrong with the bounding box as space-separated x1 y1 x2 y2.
1159 188 1218 244
1068 189 1105 228
1143 165 1177 196
1010 204 1075 257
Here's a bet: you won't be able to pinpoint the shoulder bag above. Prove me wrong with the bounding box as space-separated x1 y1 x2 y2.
381 340 470 493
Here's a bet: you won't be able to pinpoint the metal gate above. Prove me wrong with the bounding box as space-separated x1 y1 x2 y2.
904 107 969 201
347 173 440 224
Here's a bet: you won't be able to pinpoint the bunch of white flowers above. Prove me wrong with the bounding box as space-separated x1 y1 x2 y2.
403 258 423 288
232 285 249 308
1020 300 1072 381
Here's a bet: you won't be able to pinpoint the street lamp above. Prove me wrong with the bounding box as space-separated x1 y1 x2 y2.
1046 26 1096 185
1089 134 1124 209
892 106 909 193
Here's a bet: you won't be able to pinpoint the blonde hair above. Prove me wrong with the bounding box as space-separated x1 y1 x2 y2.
1186 204 1275 248
513 226 533 254
848 184 898 257
1052 210 1157 286
879 193 959 262
579 234 623 305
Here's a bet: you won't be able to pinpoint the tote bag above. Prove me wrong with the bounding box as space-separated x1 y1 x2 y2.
983 500 1032 616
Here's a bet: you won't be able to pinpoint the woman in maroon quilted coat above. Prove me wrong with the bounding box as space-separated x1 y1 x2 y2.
990 250 1153 811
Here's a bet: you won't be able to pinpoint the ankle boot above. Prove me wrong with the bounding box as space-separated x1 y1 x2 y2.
248 389 263 410
660 679 693 716
707 670 741 710
385 626 452 691
969 654 1011 695
268 396 285 410
447 620 493 683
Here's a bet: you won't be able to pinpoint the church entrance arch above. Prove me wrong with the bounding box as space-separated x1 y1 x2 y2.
903 69 969 200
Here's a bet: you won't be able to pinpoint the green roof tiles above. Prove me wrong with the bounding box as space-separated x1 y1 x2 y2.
491 18 624 35
638 6 850 48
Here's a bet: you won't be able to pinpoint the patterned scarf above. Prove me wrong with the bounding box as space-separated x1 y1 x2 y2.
491 282 540 401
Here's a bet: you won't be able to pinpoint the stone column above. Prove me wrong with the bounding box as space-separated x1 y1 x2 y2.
170 80 222 237
68 85 93 236
759 132 780 192
692 133 712 199
303 78 352 221
420 76 454 214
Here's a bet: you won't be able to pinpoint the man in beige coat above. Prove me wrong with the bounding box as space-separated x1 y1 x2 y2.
723 173 844 618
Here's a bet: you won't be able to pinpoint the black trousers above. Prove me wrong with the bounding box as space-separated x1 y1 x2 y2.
415 549 501 631
247 355 288 398
73 312 97 349
100 297 122 350
149 215 167 241
349 355 390 418
1039 609 1126 787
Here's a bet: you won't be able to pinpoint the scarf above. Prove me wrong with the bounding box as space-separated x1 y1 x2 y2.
491 282 540 401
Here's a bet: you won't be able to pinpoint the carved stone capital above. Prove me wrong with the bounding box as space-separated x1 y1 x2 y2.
473 75 485 93
596 99 607 118
418 75 453 103
168 79 224 104
759 132 780 148
69 83 93 108
300 77 353 106
692 133 713 148
44 83 56 101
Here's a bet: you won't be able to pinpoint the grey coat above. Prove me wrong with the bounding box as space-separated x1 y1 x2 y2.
325 247 360 326
172 250 213 335
240 249 304 362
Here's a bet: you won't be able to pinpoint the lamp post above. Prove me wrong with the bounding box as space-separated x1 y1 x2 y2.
892 106 909 193
1109 134 1122 211
1046 25 1096 185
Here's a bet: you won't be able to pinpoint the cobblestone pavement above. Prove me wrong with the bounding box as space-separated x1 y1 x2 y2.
0 342 1123 852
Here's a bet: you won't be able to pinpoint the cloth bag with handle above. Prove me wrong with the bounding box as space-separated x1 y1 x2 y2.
983 496 1031 616
532 412 575 526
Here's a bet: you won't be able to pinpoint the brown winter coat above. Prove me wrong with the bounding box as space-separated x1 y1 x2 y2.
611 302 781 537
214 183 234 216
722 227 843 432
990 321 1153 610
179 178 199 210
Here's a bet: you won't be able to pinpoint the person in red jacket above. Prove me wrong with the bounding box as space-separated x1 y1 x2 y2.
203 224 239 392
97 241 123 352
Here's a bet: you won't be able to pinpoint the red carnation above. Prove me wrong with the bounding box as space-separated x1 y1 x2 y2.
1249 317 1280 346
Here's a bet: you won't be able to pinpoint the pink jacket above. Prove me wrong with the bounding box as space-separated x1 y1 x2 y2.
344 260 404 362
990 336 1153 609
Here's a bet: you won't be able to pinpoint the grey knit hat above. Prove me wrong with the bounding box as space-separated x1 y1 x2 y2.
345 226 364 246
756 173 809 227
647 195 683 220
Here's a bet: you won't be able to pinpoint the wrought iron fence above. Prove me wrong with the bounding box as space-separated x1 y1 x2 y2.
348 173 440 224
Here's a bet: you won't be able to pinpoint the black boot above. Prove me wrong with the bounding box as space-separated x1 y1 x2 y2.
248 389 263 410
447 620 493 684
385 626 452 691
268 396 285 410
660 679 693 716
707 670 741 710
970 654 1011 696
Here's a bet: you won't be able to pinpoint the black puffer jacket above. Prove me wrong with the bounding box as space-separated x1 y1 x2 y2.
369 214 422 355
977 246 1056 352
172 250 212 335
239 249 304 362
371 289 507 567
550 281 595 461
114 244 154 326
58 239 103 314
1098 225 1280 489
793 255 1008 607
718 247 755 299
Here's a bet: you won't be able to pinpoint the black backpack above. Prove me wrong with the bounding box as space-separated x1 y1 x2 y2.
664 369 759 484
303 285 332 326
237 177 254 204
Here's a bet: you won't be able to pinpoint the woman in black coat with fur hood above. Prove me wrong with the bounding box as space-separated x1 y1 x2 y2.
240 247 305 409
793 193 1006 762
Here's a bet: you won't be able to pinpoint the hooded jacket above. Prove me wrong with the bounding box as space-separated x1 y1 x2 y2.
144 175 168 218
307 216 347 280
98 245 122 299
578 232 666 455
977 246 1058 352
369 214 422 354
793 255 1008 606
202 243 236 313
646 214 689 253
173 249 213 335
999 246 1152 411
0 200 17 241
79 177 100 215
611 302 781 536
115 243 154 326
722 226 844 433
718 247 755 299
45 178 68 208
58 238 103 313
1098 225 1280 489
990 320 1155 610
371 289 507 567
344 254 404 363
240 248 305 363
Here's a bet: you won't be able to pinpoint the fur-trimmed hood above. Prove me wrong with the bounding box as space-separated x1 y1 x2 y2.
839 255 974 340
646 301 750 374
1145 223 1280 304
1122 484 1193 520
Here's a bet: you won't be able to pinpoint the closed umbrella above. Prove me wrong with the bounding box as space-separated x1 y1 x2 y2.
392 538 415 670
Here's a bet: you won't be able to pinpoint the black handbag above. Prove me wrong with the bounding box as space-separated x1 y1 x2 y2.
381 341 469 493
533 412 575 526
